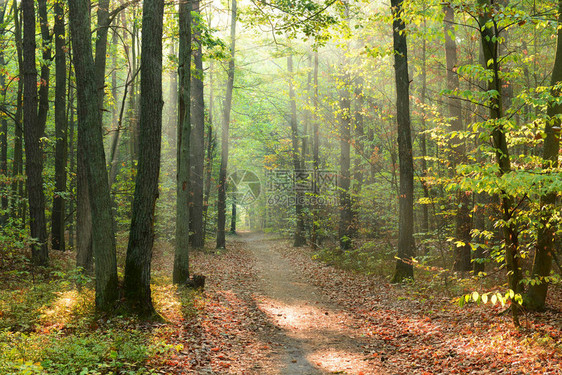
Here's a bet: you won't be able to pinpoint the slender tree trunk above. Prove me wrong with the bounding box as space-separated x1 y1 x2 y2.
0 0 8 221
390 0 415 282
419 22 430 237
129 8 139 163
203 84 216 238
526 0 562 310
173 0 192 283
338 76 352 251
69 0 118 311
444 5 472 271
190 0 205 248
22 0 48 266
51 0 68 251
167 43 178 157
478 0 522 325
11 0 23 222
216 0 237 249
124 0 164 316
287 54 306 247
230 201 237 233
108 28 121 192
68 92 76 250
77 0 113 270
36 0 50 132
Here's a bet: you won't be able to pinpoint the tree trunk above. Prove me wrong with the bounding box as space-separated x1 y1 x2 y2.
419 22 430 237
68 92 76 250
173 0 192 283
478 0 522 325
69 0 118 311
216 0 237 249
129 8 139 164
167 43 178 157
22 0 48 266
76 134 93 271
67 87 75 253
51 0 68 251
390 0 415 283
526 0 562 311
190 0 205 248
444 5 472 272
287 54 306 247
108 28 122 192
338 74 352 251
124 0 164 316
230 201 237 233
203 89 216 238
11 0 24 222
0 0 8 221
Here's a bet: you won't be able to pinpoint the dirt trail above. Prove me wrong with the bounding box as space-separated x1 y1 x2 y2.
241 232 383 374
177 231 562 374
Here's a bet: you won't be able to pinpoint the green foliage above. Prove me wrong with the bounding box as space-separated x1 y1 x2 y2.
313 240 396 275
0 250 186 375
0 327 174 375
458 289 524 309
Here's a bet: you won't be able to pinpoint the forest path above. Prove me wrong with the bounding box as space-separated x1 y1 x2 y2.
241 231 384 374
168 231 562 374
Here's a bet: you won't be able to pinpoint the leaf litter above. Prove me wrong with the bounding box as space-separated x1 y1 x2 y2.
156 232 561 374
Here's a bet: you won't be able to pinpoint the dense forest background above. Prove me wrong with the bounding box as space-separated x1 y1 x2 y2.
0 0 561 372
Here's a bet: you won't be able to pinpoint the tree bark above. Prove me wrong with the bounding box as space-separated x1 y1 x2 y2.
390 0 415 283
216 0 237 249
419 19 430 237
230 201 237 233
68 92 76 250
190 0 206 248
478 0 522 325
22 0 48 266
51 0 68 251
203 100 216 237
124 0 164 316
173 0 192 283
526 0 562 310
0 0 8 221
69 0 118 311
76 134 93 271
11 0 24 222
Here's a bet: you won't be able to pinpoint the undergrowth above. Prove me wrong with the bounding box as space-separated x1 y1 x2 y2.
312 238 507 300
0 243 199 375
